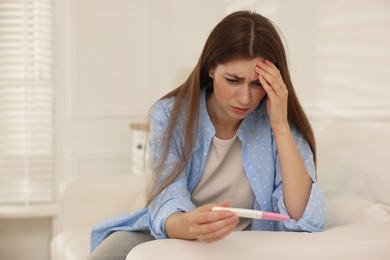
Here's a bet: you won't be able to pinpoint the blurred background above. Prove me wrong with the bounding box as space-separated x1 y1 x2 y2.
0 0 389 259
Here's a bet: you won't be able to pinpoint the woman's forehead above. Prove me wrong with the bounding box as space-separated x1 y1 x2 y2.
216 57 263 72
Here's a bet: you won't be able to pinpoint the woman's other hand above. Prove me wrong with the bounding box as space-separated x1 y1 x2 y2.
255 60 289 134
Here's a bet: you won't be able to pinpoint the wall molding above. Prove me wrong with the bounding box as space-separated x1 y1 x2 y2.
71 150 132 177
68 0 150 119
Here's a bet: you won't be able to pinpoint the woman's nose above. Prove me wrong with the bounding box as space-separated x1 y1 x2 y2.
237 86 250 105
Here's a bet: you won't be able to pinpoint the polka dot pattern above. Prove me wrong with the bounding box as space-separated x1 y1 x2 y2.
90 88 326 252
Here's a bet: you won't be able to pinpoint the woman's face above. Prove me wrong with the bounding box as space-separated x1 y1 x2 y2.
209 58 266 124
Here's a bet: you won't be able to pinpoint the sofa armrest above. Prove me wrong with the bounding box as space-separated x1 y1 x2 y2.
127 223 390 260
56 175 146 233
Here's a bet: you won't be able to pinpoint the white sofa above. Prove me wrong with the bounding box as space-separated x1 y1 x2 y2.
51 120 390 260
50 175 147 260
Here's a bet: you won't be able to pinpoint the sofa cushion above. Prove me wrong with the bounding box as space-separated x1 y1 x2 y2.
315 121 390 205
128 192 146 213
127 223 390 260
51 229 90 260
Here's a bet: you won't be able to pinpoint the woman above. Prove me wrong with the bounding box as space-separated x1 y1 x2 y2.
88 10 326 260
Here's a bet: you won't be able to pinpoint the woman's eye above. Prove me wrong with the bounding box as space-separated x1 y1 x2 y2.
253 81 262 88
226 78 239 84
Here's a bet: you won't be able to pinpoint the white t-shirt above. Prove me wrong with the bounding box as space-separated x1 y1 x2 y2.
191 135 255 230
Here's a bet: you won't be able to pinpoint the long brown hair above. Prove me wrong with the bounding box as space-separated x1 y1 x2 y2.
145 11 316 205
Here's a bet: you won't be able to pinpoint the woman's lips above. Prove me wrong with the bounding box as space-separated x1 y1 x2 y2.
232 106 250 114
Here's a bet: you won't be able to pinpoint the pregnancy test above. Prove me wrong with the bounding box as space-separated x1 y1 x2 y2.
212 207 290 221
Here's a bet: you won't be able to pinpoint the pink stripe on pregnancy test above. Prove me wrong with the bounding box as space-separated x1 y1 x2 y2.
212 206 290 221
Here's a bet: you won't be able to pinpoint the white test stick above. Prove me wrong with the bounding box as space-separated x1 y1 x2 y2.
212 206 290 221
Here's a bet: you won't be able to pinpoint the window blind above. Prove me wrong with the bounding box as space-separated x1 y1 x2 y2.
0 0 53 204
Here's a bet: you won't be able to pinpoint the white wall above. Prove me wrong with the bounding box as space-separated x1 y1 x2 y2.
55 0 390 189
53 0 223 189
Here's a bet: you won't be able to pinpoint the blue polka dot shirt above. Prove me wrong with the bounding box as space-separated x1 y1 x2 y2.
90 87 326 252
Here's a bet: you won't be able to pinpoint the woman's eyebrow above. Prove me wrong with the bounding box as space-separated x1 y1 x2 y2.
225 73 259 83
225 73 244 80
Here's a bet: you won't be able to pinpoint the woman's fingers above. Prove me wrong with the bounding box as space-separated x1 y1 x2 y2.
189 203 231 221
219 201 231 208
255 60 289 132
256 71 276 97
255 61 286 95
191 214 238 242
259 60 285 87
195 220 237 243
187 202 238 242
189 212 238 233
